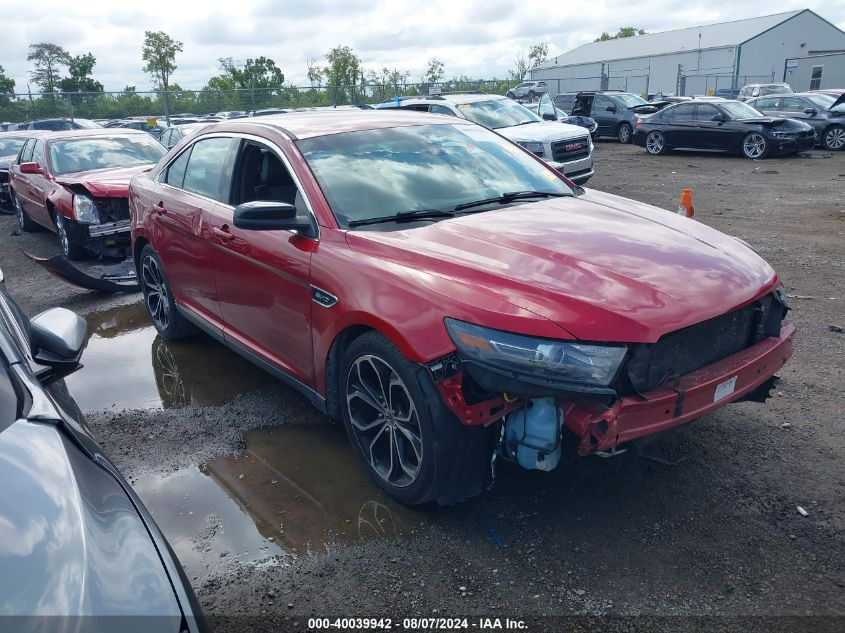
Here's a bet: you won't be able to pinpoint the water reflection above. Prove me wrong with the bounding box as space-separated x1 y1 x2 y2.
133 426 416 581
66 302 277 411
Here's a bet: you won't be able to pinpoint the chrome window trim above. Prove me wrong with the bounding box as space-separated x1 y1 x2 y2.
155 131 319 239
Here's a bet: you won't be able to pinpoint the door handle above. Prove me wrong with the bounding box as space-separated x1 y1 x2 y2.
155 201 167 216
212 225 235 241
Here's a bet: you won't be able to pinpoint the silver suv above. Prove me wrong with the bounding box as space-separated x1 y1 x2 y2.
506 81 548 101
738 83 794 101
375 93 594 184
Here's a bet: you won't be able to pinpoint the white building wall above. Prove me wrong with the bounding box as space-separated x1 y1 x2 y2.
739 11 845 84
786 52 845 90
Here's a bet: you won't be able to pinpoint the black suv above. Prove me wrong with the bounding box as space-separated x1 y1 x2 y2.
554 91 654 143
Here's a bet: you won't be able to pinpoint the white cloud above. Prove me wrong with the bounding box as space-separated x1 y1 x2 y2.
0 0 842 92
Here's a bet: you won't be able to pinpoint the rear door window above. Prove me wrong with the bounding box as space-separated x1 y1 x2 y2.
672 103 696 121
554 94 575 111
753 97 780 110
781 97 808 113
694 104 721 121
181 137 238 202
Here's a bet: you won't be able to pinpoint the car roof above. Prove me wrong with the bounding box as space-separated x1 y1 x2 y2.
222 109 461 139
35 128 155 142
0 130 51 138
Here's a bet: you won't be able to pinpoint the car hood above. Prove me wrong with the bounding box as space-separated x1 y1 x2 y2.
0 419 182 625
734 116 807 129
0 153 17 170
54 163 155 197
346 189 776 343
498 121 591 143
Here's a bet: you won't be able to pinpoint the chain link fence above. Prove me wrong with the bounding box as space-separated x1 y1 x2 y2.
0 79 517 125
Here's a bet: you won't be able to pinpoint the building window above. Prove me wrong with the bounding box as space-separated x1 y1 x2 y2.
810 66 823 91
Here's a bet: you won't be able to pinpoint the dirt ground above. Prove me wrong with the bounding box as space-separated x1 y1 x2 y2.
1 141 843 632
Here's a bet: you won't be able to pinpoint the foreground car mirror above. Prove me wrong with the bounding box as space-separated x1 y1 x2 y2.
233 201 315 235
19 162 44 175
542 112 557 121
29 308 86 381
803 108 817 115
711 114 726 122
606 106 616 112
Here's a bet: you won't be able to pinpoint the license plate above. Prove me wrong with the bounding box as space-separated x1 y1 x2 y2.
714 376 738 403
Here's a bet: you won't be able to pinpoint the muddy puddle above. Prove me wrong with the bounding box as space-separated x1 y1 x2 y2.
136 425 418 581
66 302 278 410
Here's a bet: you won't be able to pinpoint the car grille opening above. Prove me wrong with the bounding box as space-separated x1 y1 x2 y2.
551 137 590 162
94 197 130 224
624 293 787 394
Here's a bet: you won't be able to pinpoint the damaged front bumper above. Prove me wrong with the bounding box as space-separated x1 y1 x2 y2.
562 324 796 455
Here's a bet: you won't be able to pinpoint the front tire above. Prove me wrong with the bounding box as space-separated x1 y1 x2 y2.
139 245 196 340
13 192 37 232
340 331 493 506
55 213 85 260
822 124 845 151
645 131 668 155
617 123 633 144
505 90 514 98
742 132 769 159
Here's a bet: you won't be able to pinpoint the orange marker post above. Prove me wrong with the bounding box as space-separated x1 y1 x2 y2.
678 188 694 218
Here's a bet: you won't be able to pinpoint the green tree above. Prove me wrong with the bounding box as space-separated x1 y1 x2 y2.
27 42 71 93
0 65 14 95
217 56 284 89
595 27 647 42
141 31 183 89
422 58 445 84
306 58 324 89
59 53 103 92
323 45 362 103
528 43 549 69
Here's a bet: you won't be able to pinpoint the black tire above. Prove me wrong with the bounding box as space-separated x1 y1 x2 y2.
617 123 633 144
505 90 514 98
645 130 668 155
340 331 494 506
139 244 196 340
742 132 769 159
13 191 37 232
528 90 536 101
821 124 845 151
54 213 86 260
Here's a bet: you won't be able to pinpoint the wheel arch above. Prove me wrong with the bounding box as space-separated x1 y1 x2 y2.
133 236 150 277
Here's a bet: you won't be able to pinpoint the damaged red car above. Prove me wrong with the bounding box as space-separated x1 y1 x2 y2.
129 111 795 505
9 129 166 259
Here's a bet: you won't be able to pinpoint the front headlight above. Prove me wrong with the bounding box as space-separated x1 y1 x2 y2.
514 140 545 157
445 318 627 387
73 194 100 224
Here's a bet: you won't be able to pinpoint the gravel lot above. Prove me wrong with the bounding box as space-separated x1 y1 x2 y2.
1 142 843 632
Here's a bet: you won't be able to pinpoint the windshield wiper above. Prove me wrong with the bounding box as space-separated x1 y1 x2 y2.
347 208 455 228
453 190 569 212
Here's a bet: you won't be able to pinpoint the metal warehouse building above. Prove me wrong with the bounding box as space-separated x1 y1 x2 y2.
531 9 845 97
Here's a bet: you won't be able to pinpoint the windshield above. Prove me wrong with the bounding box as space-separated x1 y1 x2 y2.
805 93 842 111
297 123 573 229
615 94 647 108
48 136 166 175
456 99 540 129
760 85 792 96
721 101 765 120
0 138 26 156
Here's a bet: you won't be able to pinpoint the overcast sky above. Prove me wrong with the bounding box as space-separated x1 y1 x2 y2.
2 0 843 93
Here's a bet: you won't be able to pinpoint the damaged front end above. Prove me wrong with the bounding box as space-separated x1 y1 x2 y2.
429 290 795 471
60 184 133 259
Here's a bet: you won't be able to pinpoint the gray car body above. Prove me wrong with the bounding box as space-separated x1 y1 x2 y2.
553 91 652 142
747 92 845 150
0 272 205 632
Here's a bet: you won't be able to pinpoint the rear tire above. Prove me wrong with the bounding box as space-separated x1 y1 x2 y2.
139 244 196 340
340 331 493 506
645 131 668 155
822 124 845 151
13 192 37 232
742 132 769 159
617 123 633 144
528 90 536 101
55 213 86 260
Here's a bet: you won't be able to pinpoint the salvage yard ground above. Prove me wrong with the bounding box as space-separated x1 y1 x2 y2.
1 142 843 632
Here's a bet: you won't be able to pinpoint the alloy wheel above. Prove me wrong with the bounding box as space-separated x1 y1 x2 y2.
824 127 845 150
346 354 423 488
743 133 766 158
142 255 170 331
618 124 631 143
646 131 665 154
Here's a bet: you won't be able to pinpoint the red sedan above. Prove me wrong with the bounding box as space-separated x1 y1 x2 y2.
129 111 795 505
9 129 166 259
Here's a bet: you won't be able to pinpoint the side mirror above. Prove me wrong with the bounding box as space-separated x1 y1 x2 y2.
19 162 44 175
803 107 817 115
606 106 617 112
233 200 314 235
542 112 557 121
711 114 726 122
29 308 86 381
